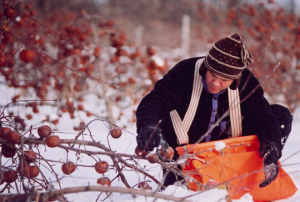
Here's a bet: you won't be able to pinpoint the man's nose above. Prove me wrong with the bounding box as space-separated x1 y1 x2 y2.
212 79 220 86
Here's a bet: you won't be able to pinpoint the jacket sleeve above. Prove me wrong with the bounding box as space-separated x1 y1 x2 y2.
240 69 282 158
136 58 196 134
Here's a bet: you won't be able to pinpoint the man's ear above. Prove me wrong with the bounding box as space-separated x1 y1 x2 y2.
230 78 241 90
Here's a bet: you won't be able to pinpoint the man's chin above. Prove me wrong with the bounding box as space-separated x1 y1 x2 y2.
208 87 220 94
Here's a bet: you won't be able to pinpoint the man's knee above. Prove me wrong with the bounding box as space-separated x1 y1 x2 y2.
270 104 293 123
270 104 293 147
162 169 183 187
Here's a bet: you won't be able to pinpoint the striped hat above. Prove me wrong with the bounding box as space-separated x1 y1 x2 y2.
204 34 253 80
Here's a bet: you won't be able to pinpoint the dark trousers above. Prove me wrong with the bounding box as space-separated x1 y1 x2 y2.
162 104 293 187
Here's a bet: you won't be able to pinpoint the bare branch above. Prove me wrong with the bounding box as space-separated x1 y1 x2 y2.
0 186 192 202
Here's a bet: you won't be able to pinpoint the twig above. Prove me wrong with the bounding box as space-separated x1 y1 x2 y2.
0 186 192 202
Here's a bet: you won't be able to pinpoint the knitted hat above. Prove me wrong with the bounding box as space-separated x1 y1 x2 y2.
200 34 253 89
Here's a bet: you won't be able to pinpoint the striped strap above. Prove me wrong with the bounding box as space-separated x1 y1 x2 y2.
170 110 189 144
170 58 242 145
183 59 204 130
170 58 204 145
228 88 242 137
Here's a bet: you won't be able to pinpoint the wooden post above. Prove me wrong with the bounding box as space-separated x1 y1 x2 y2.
181 15 190 58
135 25 143 47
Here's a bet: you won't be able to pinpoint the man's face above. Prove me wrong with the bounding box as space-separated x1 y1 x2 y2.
205 70 234 94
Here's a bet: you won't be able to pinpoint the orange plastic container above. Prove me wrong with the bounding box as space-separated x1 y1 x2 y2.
176 135 297 201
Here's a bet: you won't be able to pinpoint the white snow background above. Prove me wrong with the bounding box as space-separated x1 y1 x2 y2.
0 83 300 202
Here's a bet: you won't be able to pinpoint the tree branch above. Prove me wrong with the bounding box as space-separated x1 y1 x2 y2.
0 186 192 202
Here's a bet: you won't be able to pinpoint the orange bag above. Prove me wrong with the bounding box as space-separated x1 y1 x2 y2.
176 135 297 201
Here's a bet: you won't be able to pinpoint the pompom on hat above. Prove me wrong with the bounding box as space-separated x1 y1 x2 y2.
200 34 253 90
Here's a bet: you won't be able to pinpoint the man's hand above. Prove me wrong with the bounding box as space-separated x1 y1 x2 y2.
259 149 279 188
136 123 167 152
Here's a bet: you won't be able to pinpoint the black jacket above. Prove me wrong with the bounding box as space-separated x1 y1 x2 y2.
136 57 282 159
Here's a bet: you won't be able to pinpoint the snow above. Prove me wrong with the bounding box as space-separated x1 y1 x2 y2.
0 85 300 202
151 55 165 67
214 141 226 151
15 16 21 22
176 158 188 164
61 110 300 202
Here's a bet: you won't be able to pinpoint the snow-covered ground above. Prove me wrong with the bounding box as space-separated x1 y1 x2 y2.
0 86 299 202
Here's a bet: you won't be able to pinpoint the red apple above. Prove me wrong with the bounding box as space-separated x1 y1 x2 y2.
95 161 108 174
110 128 122 139
37 125 52 138
5 131 20 144
19 50 35 63
61 161 76 175
29 166 39 178
0 127 11 139
24 150 36 163
2 144 16 158
97 177 111 186
159 147 174 161
147 153 159 164
135 146 149 157
46 135 60 148
3 170 18 183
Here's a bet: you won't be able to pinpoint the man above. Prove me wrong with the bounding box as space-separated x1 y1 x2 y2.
136 34 293 188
